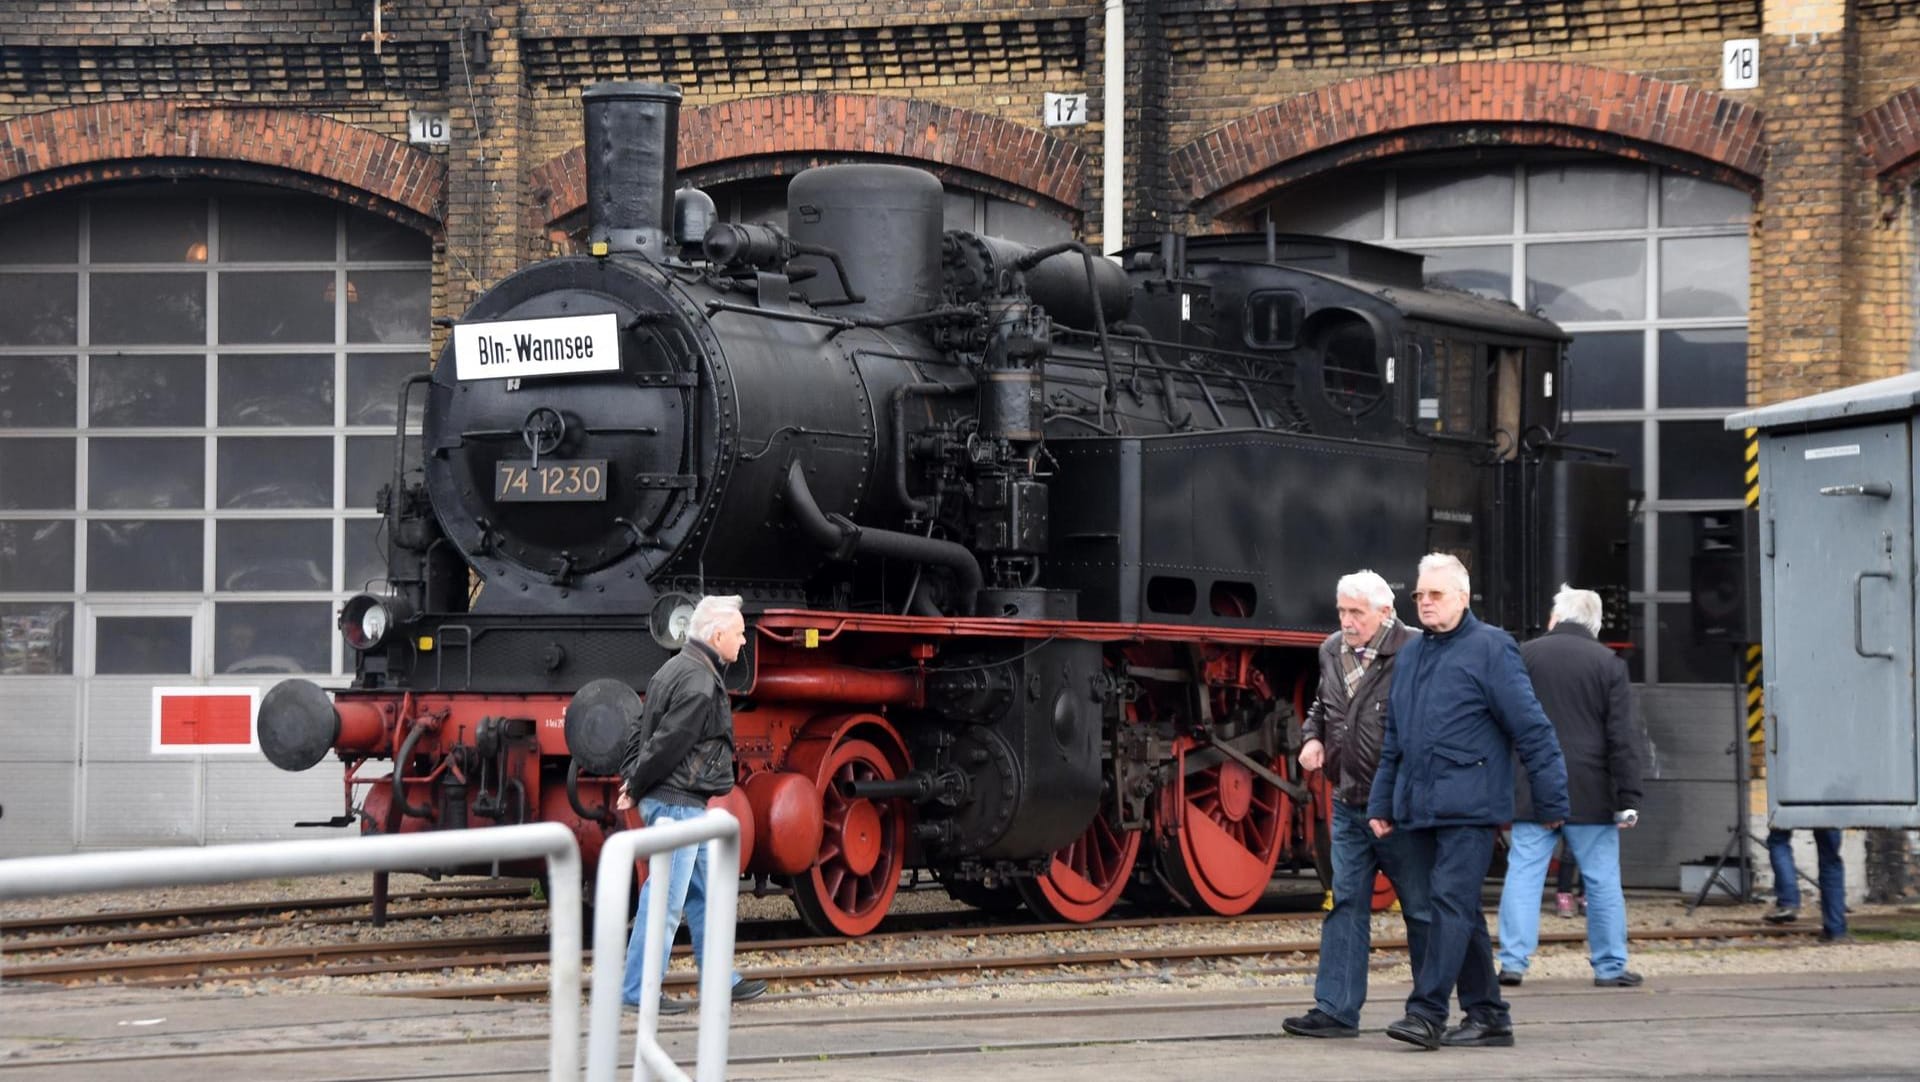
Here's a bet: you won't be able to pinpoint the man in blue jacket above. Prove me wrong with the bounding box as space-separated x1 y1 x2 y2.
1367 553 1568 1050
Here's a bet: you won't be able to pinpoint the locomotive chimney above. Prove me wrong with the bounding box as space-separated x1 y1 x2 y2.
581 82 682 260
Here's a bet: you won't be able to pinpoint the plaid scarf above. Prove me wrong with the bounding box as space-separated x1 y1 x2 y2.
1338 619 1395 697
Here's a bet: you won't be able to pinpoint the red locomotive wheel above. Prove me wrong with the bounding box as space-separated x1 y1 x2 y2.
1017 806 1142 924
1162 737 1287 915
788 735 908 937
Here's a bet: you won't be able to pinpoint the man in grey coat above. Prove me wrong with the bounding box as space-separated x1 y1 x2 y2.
1497 584 1645 988
1284 570 1431 1038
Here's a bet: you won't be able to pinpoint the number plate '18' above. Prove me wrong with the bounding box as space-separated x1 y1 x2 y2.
495 459 609 502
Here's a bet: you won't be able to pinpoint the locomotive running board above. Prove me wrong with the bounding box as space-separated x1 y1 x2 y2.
754 608 1328 649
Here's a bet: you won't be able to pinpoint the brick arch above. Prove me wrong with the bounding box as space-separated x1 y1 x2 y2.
1174 62 1765 223
1862 87 1920 187
0 101 445 225
530 93 1086 227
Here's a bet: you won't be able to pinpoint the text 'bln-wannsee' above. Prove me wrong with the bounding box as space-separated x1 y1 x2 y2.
452 312 624 382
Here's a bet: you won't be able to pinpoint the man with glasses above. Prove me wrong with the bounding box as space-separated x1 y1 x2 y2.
1367 553 1568 1051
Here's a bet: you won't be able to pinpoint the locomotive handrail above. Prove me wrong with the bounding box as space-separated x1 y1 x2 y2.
585 810 743 1082
0 823 586 1082
703 299 859 329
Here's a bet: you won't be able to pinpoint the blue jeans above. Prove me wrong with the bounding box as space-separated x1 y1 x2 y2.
1314 801 1432 1027
1496 822 1629 978
1400 824 1506 1027
1768 828 1846 937
620 798 741 1006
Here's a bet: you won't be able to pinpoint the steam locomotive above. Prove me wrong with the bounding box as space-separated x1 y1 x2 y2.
257 83 1630 936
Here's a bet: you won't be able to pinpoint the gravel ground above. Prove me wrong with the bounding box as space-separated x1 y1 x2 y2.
7 871 1917 1009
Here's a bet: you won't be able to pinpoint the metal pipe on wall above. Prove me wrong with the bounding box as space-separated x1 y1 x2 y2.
1103 0 1124 255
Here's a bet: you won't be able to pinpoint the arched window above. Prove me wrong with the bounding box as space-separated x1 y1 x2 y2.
1262 156 1752 684
0 184 433 679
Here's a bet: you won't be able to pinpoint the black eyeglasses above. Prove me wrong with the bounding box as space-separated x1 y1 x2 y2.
1410 590 1456 602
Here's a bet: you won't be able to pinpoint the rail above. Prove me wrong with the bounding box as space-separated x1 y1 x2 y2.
586 809 742 1082
0 822 584 1081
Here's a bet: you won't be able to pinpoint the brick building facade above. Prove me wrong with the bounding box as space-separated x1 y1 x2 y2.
1 0 1916 890
5 2 1915 386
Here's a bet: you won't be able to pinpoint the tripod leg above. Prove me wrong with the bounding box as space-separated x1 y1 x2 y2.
1685 828 1746 914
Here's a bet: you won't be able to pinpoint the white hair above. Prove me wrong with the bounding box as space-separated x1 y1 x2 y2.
1418 552 1471 596
686 594 744 644
1550 583 1604 634
1336 570 1395 610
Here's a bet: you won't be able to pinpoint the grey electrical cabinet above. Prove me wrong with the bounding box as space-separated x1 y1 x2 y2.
1729 374 1920 829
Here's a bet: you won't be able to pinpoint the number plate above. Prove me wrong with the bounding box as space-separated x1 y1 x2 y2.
495 459 609 502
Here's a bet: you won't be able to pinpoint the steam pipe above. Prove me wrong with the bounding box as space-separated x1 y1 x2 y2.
1017 242 1120 410
751 667 924 706
891 382 967 514
1115 321 1193 430
392 723 435 821
784 461 982 615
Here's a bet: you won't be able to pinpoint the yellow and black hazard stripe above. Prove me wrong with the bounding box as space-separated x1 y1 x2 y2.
1744 427 1764 746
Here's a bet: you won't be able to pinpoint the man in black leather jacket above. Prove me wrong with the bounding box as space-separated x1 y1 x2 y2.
1283 570 1431 1039
617 594 767 1012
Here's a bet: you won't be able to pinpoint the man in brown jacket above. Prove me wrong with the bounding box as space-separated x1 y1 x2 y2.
1284 570 1431 1038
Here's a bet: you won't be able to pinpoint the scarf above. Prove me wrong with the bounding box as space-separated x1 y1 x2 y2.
1338 619 1395 697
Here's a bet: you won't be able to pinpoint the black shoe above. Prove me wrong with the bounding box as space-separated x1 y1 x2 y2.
1282 1009 1359 1038
1385 1014 1444 1050
1441 1016 1515 1048
1818 931 1858 945
1593 970 1643 988
1763 905 1799 925
731 977 769 1002
1497 969 1524 986
656 995 692 1015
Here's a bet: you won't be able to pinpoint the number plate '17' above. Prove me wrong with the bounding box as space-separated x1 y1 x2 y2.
495 459 609 502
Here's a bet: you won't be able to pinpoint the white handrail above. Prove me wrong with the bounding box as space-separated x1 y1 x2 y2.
585 810 741 1082
0 822 585 1081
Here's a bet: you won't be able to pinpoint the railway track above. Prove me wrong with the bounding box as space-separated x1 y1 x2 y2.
3 892 1815 999
0 884 534 941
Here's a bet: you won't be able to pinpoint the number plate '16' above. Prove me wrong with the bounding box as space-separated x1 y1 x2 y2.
495 459 609 502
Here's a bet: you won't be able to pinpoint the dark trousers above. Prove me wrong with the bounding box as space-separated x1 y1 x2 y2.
1314 801 1434 1027
1401 824 1508 1026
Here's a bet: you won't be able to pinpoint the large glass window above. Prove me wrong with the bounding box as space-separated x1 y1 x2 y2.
0 186 432 676
1266 157 1752 683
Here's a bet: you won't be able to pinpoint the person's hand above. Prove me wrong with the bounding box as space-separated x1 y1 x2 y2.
614 783 634 811
1541 819 1564 830
1369 818 1393 838
1298 738 1325 772
1615 808 1639 830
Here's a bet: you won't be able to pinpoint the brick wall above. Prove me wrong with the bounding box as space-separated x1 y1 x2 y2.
0 0 1916 400
1855 0 1920 375
1865 828 1920 903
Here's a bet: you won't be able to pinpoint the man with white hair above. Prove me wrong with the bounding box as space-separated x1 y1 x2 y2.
1367 553 1567 1050
1496 584 1645 989
1284 570 1431 1040
617 594 767 1013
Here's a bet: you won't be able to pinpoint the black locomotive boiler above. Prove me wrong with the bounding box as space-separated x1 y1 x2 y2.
257 82 1631 936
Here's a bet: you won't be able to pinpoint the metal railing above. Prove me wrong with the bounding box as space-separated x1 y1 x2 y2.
0 822 585 1080
586 809 741 1082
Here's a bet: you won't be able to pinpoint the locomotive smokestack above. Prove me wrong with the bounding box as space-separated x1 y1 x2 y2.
581 82 682 260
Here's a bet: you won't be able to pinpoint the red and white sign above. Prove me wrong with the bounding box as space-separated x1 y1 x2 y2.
151 687 261 755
